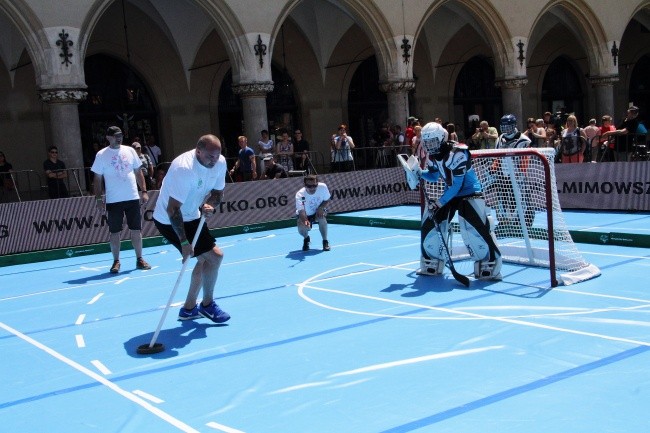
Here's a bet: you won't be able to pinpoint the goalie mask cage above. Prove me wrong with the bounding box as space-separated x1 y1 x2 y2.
422 147 600 287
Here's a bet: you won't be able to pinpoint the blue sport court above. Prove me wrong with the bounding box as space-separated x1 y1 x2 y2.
1 206 650 432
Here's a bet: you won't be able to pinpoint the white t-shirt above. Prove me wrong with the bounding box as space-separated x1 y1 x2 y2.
153 149 227 224
295 183 331 216
257 139 274 155
91 145 142 203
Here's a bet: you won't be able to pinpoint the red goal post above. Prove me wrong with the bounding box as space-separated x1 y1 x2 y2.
421 147 600 287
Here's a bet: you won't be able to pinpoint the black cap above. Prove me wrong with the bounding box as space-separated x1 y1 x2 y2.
629 106 639 112
106 126 123 136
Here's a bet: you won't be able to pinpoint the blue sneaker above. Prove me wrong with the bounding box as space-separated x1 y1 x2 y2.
198 301 231 323
178 305 201 321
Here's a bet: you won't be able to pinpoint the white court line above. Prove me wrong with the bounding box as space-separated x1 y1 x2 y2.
330 346 504 377
75 314 86 325
297 264 650 348
301 285 650 347
206 421 246 433
0 235 411 303
220 234 408 266
0 321 201 433
87 293 104 305
114 277 129 285
91 360 112 375
132 389 165 404
75 334 85 348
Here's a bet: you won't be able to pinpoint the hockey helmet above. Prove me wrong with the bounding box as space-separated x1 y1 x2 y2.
420 122 448 155
499 114 518 139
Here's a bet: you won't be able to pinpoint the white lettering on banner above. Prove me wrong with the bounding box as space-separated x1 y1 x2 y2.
556 161 650 211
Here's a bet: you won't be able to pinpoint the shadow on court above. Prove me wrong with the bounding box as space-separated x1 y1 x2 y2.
65 269 141 284
124 320 228 359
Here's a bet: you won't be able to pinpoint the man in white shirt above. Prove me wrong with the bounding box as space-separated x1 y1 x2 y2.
153 134 230 323
92 126 151 274
295 174 331 251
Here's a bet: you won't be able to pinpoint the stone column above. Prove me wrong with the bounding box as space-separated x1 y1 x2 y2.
379 80 416 127
588 75 619 119
495 78 527 129
232 81 274 145
39 88 88 192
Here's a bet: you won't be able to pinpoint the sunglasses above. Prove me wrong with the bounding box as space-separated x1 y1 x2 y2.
305 184 317 189
50 151 58 154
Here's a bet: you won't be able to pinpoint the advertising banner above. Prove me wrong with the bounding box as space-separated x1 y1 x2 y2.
0 169 409 255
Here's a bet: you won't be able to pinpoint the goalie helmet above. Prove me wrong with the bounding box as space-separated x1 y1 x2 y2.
499 114 518 140
420 122 449 155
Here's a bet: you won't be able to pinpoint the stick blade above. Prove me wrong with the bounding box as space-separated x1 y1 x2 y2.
451 269 471 287
137 343 165 355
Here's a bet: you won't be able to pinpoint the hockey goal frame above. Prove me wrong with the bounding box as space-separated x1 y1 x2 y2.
421 147 600 287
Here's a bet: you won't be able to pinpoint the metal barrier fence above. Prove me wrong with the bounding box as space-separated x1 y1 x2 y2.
1 168 89 203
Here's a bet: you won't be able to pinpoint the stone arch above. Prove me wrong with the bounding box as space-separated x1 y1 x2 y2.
79 0 246 79
531 1 607 74
272 0 397 82
0 0 48 83
415 0 513 78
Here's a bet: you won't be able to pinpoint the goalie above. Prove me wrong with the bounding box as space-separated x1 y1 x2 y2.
401 122 502 281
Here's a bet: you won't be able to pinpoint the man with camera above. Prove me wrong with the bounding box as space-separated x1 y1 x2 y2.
471 120 498 149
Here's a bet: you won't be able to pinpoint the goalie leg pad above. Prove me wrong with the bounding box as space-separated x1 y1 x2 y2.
457 197 503 280
421 218 449 262
458 197 497 261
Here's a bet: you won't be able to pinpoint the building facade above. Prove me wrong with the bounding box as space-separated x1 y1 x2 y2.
0 0 648 178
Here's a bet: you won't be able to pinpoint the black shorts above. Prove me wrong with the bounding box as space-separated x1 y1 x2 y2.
106 199 142 233
154 218 216 257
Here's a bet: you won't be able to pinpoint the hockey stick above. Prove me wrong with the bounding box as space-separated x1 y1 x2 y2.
420 179 470 287
432 217 470 287
137 215 206 354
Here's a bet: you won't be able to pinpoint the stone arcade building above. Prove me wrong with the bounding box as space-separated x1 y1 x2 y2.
0 0 649 184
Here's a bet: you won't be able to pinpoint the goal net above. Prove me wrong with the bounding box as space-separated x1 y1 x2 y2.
422 147 600 286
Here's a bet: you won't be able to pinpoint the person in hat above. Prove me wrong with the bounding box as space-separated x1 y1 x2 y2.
91 126 151 273
262 154 288 179
133 141 155 189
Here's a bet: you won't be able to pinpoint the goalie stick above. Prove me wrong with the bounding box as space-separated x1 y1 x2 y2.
420 179 470 288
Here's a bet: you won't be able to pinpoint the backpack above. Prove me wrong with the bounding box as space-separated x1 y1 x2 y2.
561 128 581 155
637 122 647 135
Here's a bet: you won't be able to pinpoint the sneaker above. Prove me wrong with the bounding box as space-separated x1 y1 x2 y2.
198 301 231 323
136 257 151 270
302 235 311 251
322 240 330 251
178 305 201 321
109 260 120 274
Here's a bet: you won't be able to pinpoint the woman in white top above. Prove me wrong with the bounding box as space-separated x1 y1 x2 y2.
257 129 274 174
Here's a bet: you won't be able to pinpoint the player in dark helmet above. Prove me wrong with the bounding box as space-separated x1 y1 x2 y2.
497 114 531 148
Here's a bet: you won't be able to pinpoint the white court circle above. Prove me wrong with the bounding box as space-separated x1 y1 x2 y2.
296 262 649 321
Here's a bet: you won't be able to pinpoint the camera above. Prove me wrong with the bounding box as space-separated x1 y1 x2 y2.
552 110 568 130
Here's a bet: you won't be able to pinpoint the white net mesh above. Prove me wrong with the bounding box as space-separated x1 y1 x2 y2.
423 147 600 285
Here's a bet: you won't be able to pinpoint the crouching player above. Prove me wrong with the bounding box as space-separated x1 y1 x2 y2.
404 122 502 281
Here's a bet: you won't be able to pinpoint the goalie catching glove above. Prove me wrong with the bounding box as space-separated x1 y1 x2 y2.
397 154 422 190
